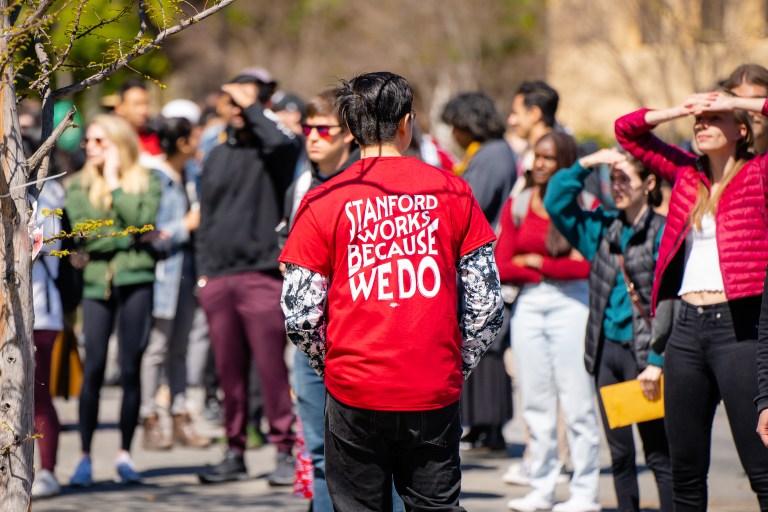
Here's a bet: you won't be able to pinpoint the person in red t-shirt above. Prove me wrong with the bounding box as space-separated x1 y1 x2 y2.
280 71 504 512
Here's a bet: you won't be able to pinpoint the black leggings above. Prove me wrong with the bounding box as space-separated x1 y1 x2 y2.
596 341 673 512
79 284 153 452
664 299 768 511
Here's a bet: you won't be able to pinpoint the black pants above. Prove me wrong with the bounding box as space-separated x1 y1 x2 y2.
79 284 153 452
596 341 673 512
664 300 768 511
325 393 464 512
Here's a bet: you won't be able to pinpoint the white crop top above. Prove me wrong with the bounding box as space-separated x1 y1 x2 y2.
678 214 725 295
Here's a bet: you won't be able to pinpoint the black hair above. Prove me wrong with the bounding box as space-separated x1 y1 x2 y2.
440 92 505 142
534 131 577 257
157 117 193 157
617 149 663 207
515 80 559 128
119 78 147 99
336 71 413 146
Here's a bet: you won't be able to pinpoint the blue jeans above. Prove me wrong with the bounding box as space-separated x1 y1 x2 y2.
293 351 404 512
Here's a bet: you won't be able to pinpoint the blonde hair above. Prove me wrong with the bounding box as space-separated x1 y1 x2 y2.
80 114 150 210
689 95 754 230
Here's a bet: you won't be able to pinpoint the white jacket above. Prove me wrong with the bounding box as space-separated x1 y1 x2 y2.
32 180 65 332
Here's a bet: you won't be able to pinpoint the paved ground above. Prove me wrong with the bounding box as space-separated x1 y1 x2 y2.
33 387 757 511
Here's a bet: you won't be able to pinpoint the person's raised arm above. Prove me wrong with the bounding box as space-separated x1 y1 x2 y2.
615 95 706 183
544 150 622 261
222 82 302 161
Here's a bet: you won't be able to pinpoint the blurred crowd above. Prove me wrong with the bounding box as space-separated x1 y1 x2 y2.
23 62 768 512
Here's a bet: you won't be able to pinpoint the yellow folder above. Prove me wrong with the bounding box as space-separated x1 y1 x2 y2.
599 377 664 429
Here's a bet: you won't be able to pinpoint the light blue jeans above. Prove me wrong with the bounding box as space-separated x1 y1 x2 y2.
511 279 600 503
293 350 404 512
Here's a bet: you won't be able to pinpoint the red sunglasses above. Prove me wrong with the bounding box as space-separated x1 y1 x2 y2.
302 124 341 138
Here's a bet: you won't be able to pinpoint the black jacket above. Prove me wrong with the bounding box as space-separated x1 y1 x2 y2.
196 104 302 278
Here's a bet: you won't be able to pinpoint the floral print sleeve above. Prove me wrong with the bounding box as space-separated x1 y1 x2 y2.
281 263 329 376
458 242 504 379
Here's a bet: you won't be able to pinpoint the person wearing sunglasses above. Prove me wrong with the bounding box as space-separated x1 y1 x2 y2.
66 114 162 487
195 67 302 486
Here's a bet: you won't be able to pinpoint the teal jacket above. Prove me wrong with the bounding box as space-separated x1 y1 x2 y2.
544 161 665 367
65 173 161 300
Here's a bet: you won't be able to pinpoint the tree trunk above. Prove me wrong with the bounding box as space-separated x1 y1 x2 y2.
0 6 36 510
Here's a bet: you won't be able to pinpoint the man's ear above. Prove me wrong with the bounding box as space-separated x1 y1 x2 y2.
530 105 543 124
343 131 355 145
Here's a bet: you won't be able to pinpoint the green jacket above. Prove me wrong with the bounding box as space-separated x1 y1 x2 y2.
65 173 161 300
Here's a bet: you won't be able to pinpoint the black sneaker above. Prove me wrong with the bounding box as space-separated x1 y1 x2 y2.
198 450 249 484
267 451 295 486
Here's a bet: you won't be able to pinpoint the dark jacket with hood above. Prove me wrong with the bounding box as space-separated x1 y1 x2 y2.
196 104 302 278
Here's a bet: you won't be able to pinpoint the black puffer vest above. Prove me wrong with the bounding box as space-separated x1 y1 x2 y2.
584 209 665 374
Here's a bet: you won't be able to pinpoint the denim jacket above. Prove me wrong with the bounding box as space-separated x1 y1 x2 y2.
150 161 195 319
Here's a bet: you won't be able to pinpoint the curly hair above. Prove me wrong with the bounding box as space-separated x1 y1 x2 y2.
440 92 505 142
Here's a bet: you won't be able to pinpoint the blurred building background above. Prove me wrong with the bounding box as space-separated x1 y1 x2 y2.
56 0 768 145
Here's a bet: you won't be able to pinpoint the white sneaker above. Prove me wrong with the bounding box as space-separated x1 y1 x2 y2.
502 461 531 486
31 469 60 499
552 496 601 512
507 492 554 511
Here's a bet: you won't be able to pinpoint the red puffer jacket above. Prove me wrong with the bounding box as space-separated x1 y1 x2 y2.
615 101 768 314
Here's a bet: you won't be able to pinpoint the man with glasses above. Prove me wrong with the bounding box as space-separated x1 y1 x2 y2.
195 67 301 486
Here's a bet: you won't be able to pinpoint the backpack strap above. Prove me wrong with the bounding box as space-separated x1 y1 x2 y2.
617 254 651 327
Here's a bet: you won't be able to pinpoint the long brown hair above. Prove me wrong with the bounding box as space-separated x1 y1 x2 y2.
533 131 579 257
689 90 754 230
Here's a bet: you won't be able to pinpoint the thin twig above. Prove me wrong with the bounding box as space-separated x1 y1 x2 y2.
27 0 88 92
54 0 238 98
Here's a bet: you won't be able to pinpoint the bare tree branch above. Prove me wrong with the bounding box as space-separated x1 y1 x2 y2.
19 0 57 29
25 107 75 177
54 0 238 99
26 0 88 93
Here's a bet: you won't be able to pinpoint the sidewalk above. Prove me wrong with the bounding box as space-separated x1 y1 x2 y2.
34 387 757 511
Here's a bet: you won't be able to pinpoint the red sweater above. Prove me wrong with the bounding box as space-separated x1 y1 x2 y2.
495 197 591 284
615 101 768 313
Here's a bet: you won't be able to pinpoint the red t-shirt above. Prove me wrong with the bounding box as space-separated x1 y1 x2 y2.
494 197 591 284
280 156 495 411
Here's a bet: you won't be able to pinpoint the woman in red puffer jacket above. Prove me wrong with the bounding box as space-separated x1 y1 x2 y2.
615 91 768 512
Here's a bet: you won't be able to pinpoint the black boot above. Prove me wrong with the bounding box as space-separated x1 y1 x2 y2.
198 450 248 484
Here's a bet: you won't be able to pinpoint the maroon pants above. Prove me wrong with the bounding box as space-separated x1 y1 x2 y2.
34 330 61 471
198 271 295 454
